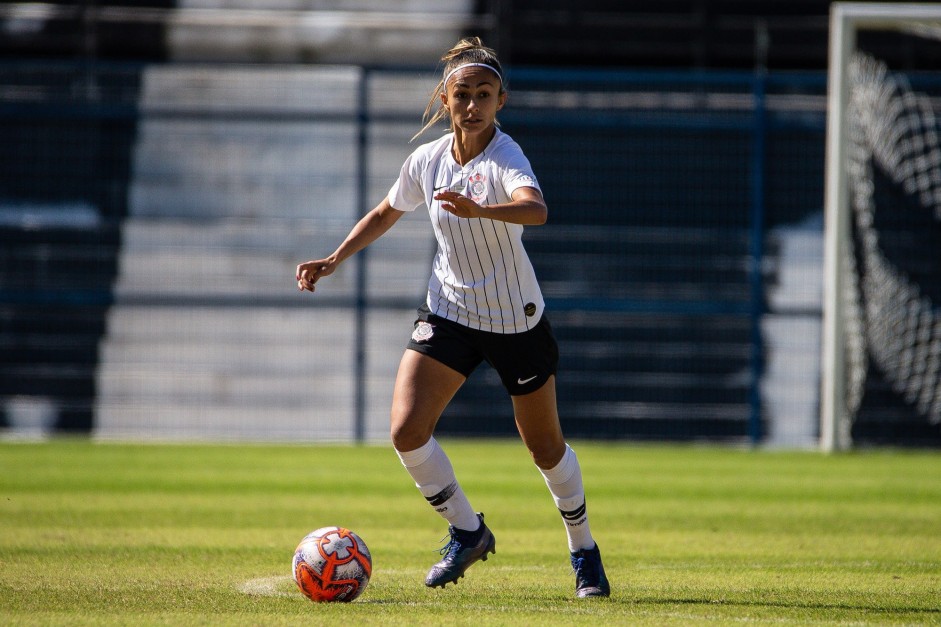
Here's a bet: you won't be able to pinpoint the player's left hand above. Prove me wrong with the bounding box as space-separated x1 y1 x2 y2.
434 191 482 219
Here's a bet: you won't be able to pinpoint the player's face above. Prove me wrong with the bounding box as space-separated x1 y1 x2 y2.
441 67 506 137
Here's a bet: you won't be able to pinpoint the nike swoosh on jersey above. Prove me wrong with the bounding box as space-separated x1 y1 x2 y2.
517 375 538 385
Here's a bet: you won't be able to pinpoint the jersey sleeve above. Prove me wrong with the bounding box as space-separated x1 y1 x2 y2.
497 142 541 197
387 149 426 212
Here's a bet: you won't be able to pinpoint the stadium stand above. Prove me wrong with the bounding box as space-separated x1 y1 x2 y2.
1 2 936 445
0 61 141 432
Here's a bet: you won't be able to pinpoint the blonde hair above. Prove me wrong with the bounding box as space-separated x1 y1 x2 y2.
412 37 505 141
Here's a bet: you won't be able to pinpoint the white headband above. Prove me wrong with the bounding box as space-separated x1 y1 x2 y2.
443 62 502 87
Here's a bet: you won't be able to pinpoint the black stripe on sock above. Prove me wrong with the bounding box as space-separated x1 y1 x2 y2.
559 501 587 521
425 481 458 507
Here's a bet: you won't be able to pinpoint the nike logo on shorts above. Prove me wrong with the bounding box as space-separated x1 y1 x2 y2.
517 375 538 385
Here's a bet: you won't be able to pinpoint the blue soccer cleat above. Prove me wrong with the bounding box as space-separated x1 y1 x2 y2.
570 544 610 598
425 513 496 588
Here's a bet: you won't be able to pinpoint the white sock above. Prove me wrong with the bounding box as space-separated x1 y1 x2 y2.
395 437 480 532
538 444 595 552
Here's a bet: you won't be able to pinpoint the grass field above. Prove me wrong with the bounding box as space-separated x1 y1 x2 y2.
1 439 940 625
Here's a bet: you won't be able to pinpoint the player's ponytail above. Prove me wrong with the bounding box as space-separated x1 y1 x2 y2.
412 37 505 142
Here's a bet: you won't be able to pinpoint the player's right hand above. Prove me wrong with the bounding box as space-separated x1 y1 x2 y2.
296 258 336 292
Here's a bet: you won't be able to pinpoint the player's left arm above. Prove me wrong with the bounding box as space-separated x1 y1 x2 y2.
434 186 547 225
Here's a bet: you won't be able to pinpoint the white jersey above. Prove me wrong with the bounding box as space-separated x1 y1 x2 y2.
388 129 545 334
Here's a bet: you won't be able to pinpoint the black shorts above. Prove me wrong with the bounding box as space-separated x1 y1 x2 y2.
406 304 559 396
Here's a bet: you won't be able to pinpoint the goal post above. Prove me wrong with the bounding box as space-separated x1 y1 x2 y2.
821 2 941 452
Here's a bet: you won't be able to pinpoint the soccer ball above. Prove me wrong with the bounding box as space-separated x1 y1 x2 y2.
292 527 372 602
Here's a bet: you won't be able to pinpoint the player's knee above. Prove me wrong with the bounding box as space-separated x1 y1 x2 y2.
390 420 432 452
527 439 566 470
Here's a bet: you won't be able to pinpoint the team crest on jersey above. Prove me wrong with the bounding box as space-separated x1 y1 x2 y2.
412 321 434 343
467 172 488 203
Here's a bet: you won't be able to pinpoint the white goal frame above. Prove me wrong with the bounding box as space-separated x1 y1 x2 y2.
821 2 941 452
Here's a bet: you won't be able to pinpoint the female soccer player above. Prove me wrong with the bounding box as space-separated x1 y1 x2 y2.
296 37 609 598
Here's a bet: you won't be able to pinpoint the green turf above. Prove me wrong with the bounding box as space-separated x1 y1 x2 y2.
1 439 939 625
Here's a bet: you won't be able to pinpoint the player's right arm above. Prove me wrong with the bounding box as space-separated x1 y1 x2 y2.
296 198 405 293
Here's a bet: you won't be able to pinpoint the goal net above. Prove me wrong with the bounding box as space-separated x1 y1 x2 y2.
822 3 941 450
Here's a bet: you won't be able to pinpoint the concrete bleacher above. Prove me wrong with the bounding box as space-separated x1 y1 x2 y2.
164 0 481 64
0 222 119 435
0 56 141 435
1 59 823 444
2 1 829 445
90 58 769 443
440 224 759 441
94 63 433 441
